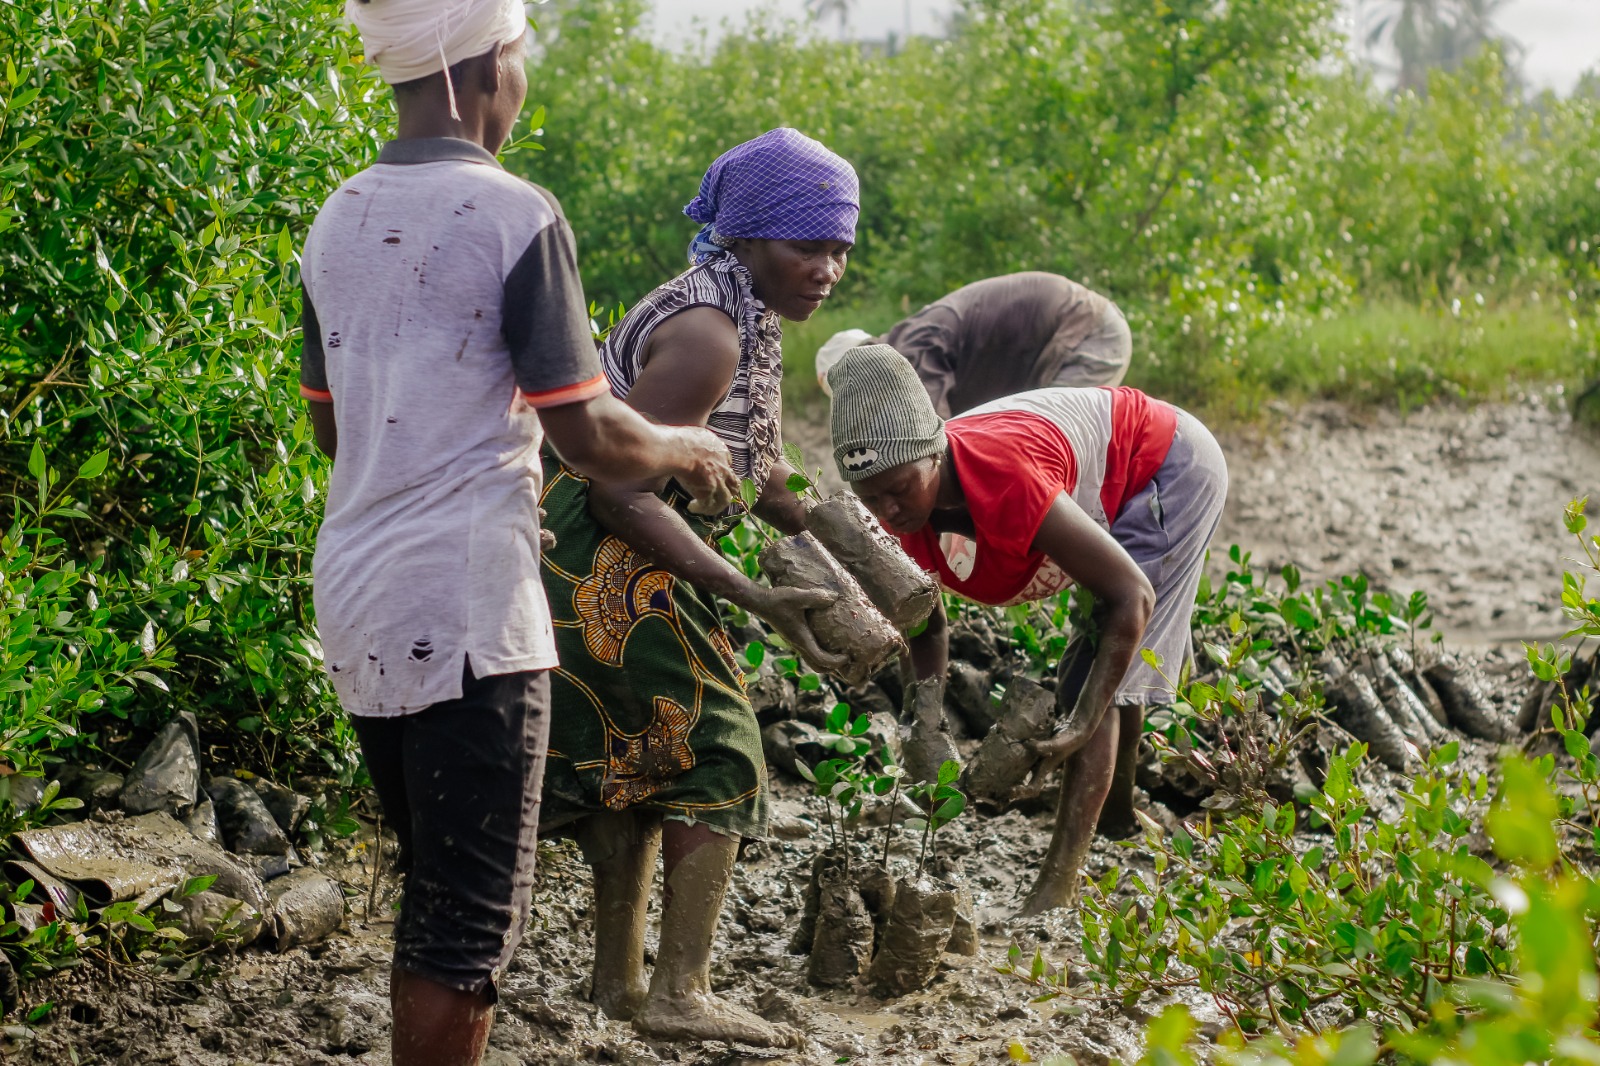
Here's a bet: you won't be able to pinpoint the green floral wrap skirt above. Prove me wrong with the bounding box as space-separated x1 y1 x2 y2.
537 457 767 840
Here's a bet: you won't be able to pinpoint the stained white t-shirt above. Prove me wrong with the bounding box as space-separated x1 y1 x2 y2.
300 138 605 716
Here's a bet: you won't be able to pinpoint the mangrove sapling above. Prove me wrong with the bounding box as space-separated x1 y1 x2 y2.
905 760 967 877
865 761 967 997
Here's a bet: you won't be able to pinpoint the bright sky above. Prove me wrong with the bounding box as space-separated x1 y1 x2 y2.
640 0 1600 94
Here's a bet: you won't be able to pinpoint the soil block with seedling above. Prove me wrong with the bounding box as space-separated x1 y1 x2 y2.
900 677 960 785
804 492 939 632
867 760 968 998
758 532 904 687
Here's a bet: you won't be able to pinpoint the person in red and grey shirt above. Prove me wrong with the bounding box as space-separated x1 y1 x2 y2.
827 344 1227 920
298 3 735 1062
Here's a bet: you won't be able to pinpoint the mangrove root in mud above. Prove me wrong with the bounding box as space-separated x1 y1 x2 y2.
1424 657 1512 742
806 494 939 632
1320 657 1414 771
901 678 960 784
962 678 1055 807
758 533 905 688
808 873 876 988
867 877 958 997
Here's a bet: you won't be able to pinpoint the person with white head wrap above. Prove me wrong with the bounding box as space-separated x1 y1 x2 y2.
346 0 531 119
298 2 741 1062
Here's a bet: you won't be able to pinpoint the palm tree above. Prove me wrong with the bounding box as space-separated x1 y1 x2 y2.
1361 0 1522 93
806 0 854 37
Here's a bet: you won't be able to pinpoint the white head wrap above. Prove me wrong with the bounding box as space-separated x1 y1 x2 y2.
815 329 874 397
346 0 529 119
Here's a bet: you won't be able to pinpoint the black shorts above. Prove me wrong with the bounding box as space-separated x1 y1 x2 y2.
351 662 550 999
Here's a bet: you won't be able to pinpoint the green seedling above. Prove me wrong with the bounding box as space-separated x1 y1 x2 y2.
797 702 875 870
904 759 966 876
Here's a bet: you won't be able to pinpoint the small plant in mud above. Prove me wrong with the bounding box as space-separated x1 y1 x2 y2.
779 443 829 507
797 702 875 867
904 760 966 876
1069 742 1510 1034
1143 640 1319 816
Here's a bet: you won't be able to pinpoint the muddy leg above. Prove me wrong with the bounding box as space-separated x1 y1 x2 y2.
576 810 661 1021
1095 704 1145 840
390 967 493 1066
632 823 804 1049
1015 709 1120 920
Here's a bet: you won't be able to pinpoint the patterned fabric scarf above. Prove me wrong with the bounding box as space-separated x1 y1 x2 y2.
683 127 860 264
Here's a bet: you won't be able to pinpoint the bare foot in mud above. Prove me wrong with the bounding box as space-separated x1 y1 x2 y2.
633 989 806 1049
592 977 649 1022
1013 876 1080 920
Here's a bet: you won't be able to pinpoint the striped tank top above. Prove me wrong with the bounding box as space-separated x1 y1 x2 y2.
598 252 783 490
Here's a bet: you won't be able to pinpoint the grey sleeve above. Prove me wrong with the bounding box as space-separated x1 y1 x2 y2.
502 217 606 404
883 316 955 419
300 284 331 399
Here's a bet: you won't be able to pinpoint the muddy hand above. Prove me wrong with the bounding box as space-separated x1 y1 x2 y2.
752 586 849 675
1029 730 1086 762
538 507 556 552
669 426 739 516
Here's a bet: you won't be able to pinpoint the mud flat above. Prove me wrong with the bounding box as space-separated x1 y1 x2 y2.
1216 397 1600 643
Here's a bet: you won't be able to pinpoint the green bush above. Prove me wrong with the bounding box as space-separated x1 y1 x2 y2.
0 0 388 776
525 0 1600 415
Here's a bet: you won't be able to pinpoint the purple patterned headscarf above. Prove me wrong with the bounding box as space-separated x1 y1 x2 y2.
683 127 860 264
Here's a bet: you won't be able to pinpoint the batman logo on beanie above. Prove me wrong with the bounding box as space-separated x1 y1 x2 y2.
842 447 879 472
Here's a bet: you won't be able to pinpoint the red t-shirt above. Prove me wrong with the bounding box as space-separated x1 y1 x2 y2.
900 387 1176 606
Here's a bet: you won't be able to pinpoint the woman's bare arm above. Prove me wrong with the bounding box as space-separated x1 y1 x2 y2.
1026 493 1154 759
585 307 845 670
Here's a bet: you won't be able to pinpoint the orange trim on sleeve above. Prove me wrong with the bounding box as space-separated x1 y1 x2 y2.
300 384 334 402
520 374 609 409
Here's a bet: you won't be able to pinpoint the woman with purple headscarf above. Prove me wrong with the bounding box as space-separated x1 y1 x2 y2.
538 128 858 1048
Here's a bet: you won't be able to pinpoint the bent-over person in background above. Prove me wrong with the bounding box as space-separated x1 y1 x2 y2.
825 344 1227 918
817 271 1132 417
299 2 736 1063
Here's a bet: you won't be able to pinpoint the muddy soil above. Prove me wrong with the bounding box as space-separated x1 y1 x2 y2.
1214 397 1600 644
7 399 1587 1065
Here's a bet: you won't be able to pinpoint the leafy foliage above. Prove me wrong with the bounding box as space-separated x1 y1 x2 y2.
1 0 394 776
526 0 1600 413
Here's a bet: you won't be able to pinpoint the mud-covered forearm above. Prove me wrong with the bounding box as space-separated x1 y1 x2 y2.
587 483 762 609
908 596 949 681
752 460 809 536
1043 600 1149 756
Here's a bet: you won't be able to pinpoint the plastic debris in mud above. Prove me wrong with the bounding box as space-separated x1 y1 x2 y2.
253 779 314 836
1425 656 1513 742
1362 651 1448 749
900 677 960 784
11 812 270 935
805 493 939 632
758 532 905 687
119 711 201 817
266 868 345 952
1389 646 1450 730
207 776 292 857
1319 654 1415 771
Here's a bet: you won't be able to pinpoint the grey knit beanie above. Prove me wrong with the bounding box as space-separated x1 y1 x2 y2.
828 344 947 483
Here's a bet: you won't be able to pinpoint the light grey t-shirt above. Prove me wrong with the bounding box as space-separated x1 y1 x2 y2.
300 138 604 716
